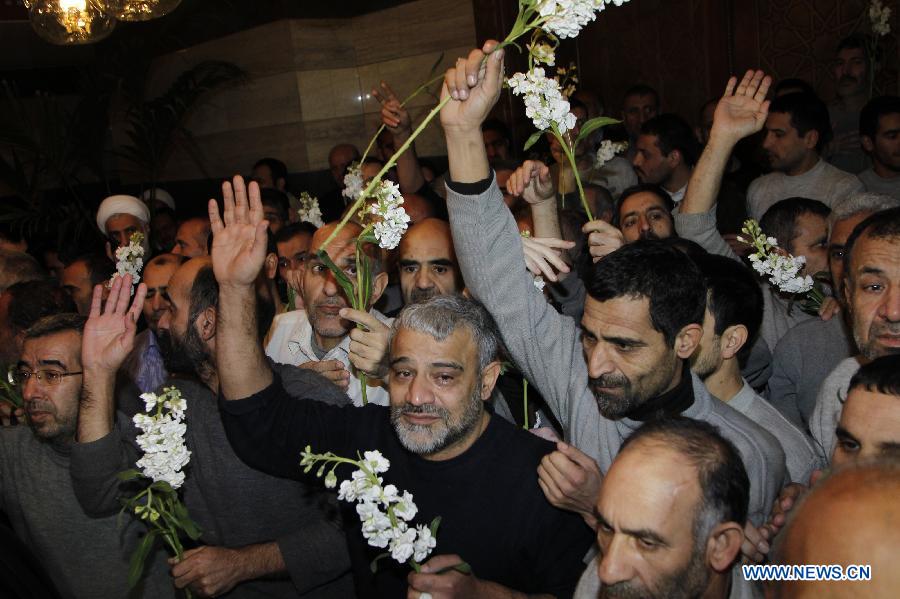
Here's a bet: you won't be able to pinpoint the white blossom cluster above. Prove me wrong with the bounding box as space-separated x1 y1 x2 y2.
297 192 324 227
594 140 629 168
304 448 437 565
343 163 365 201
870 0 891 36
527 41 556 66
740 219 813 295
109 232 145 295
533 275 546 291
507 68 577 134
369 180 410 250
536 0 630 39
133 387 190 490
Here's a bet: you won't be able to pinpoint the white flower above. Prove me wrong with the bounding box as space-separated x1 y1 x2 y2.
363 450 390 473
368 181 410 250
343 163 364 201
413 525 437 563
527 41 556 66
297 192 324 227
533 276 546 291
742 219 814 295
108 232 145 296
536 0 630 39
392 490 418 522
594 140 629 168
870 0 891 36
132 387 190 490
324 470 337 489
507 68 577 134
389 527 417 563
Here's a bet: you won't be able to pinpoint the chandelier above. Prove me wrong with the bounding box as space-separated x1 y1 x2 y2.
25 0 182 45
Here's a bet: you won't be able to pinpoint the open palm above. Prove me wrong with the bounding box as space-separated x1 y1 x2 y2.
713 70 772 142
208 176 270 287
82 276 146 372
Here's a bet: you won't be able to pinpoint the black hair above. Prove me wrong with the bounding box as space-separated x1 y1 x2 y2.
842 206 900 278
661 237 706 260
621 417 750 529
860 95 900 140
253 157 288 184
481 118 512 141
24 313 86 339
6 280 77 335
768 92 833 153
613 184 675 227
849 355 900 397
773 78 816 98
190 265 274 343
260 189 290 222
65 253 116 287
583 240 706 346
836 33 870 62
692 253 763 364
640 113 702 167
759 197 830 255
274 222 318 244
623 84 660 107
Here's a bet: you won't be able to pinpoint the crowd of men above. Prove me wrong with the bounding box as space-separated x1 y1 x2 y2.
0 30 899 599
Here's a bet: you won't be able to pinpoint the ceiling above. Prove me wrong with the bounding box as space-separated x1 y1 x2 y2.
0 0 418 83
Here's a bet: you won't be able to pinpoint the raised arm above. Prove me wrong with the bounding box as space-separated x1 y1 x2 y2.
680 70 771 215
208 176 274 400
374 81 426 194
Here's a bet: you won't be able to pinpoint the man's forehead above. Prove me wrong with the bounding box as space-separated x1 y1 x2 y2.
766 111 793 130
624 94 656 108
838 47 866 60
106 213 143 230
582 294 658 338
850 235 900 274
621 192 667 215
841 388 900 444
22 331 81 363
390 326 474 362
143 262 179 286
311 226 361 255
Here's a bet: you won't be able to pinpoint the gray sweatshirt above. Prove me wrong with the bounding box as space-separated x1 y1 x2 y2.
809 357 862 463
70 365 355 598
766 316 856 430
447 176 786 525
0 427 173 599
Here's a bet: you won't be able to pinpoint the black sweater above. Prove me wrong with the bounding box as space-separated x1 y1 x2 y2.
219 374 594 598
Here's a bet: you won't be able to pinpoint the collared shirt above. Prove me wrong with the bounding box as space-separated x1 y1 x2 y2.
125 329 168 394
265 308 393 407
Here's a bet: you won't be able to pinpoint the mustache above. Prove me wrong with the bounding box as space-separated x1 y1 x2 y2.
315 297 346 308
400 404 447 416
25 401 55 414
409 287 437 304
839 75 860 84
589 373 629 390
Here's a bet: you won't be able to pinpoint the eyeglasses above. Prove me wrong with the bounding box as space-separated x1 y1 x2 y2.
9 369 83 386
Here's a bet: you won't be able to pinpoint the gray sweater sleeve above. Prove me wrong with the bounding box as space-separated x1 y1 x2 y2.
674 210 741 262
70 414 139 517
549 272 586 322
446 178 584 431
765 334 806 429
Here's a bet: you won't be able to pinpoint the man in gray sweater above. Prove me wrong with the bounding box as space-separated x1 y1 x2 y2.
71 262 354 598
440 47 785 526
2 313 172 599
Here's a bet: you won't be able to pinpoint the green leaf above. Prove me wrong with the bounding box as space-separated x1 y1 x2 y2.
575 116 620 145
429 515 442 538
370 551 391 573
128 529 158 588
117 469 144 482
523 129 545 152
317 249 357 306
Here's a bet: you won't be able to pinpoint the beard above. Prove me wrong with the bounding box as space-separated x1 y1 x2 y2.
691 336 721 380
408 286 438 305
26 399 77 444
855 320 900 361
589 353 680 419
638 228 662 241
390 385 482 455
309 297 350 339
600 542 711 599
158 326 210 375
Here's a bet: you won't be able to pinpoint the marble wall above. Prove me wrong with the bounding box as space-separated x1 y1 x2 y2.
128 0 476 184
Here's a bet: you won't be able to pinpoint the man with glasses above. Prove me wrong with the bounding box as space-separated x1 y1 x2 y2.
1 313 172 598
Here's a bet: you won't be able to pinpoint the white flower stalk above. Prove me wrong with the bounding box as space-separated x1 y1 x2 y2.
527 41 556 66
133 387 191 490
343 163 365 201
507 68 577 134
536 0 630 39
594 140 629 169
297 192 324 227
368 180 411 250
109 232 145 295
870 0 891 36
533 275 546 291
739 219 813 295
301 447 440 570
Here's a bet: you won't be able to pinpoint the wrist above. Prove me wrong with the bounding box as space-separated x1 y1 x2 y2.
443 124 483 139
707 130 741 151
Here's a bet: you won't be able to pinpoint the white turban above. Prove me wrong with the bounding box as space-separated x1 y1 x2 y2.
96 195 150 233
141 188 176 211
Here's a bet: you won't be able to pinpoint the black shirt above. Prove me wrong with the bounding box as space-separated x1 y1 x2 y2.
219 374 594 598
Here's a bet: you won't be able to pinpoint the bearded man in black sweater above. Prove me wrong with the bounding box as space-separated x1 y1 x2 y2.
200 174 594 599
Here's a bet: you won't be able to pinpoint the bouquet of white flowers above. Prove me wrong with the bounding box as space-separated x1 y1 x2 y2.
109 232 145 296
297 192 324 227
119 387 201 595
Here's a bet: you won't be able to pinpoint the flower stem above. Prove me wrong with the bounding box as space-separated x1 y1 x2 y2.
553 129 593 221
522 378 529 430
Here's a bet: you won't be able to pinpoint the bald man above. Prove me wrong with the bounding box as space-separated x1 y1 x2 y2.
171 217 211 258
265 222 393 406
769 460 900 598
397 218 463 306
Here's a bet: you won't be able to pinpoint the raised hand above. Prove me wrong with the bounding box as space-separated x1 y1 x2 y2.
582 219 625 263
440 41 504 133
712 69 772 144
208 175 269 288
507 160 555 205
373 81 412 139
522 236 574 282
82 275 147 373
342 308 391 379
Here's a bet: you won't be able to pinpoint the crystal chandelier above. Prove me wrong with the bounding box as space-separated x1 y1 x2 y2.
26 0 117 45
106 0 182 22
